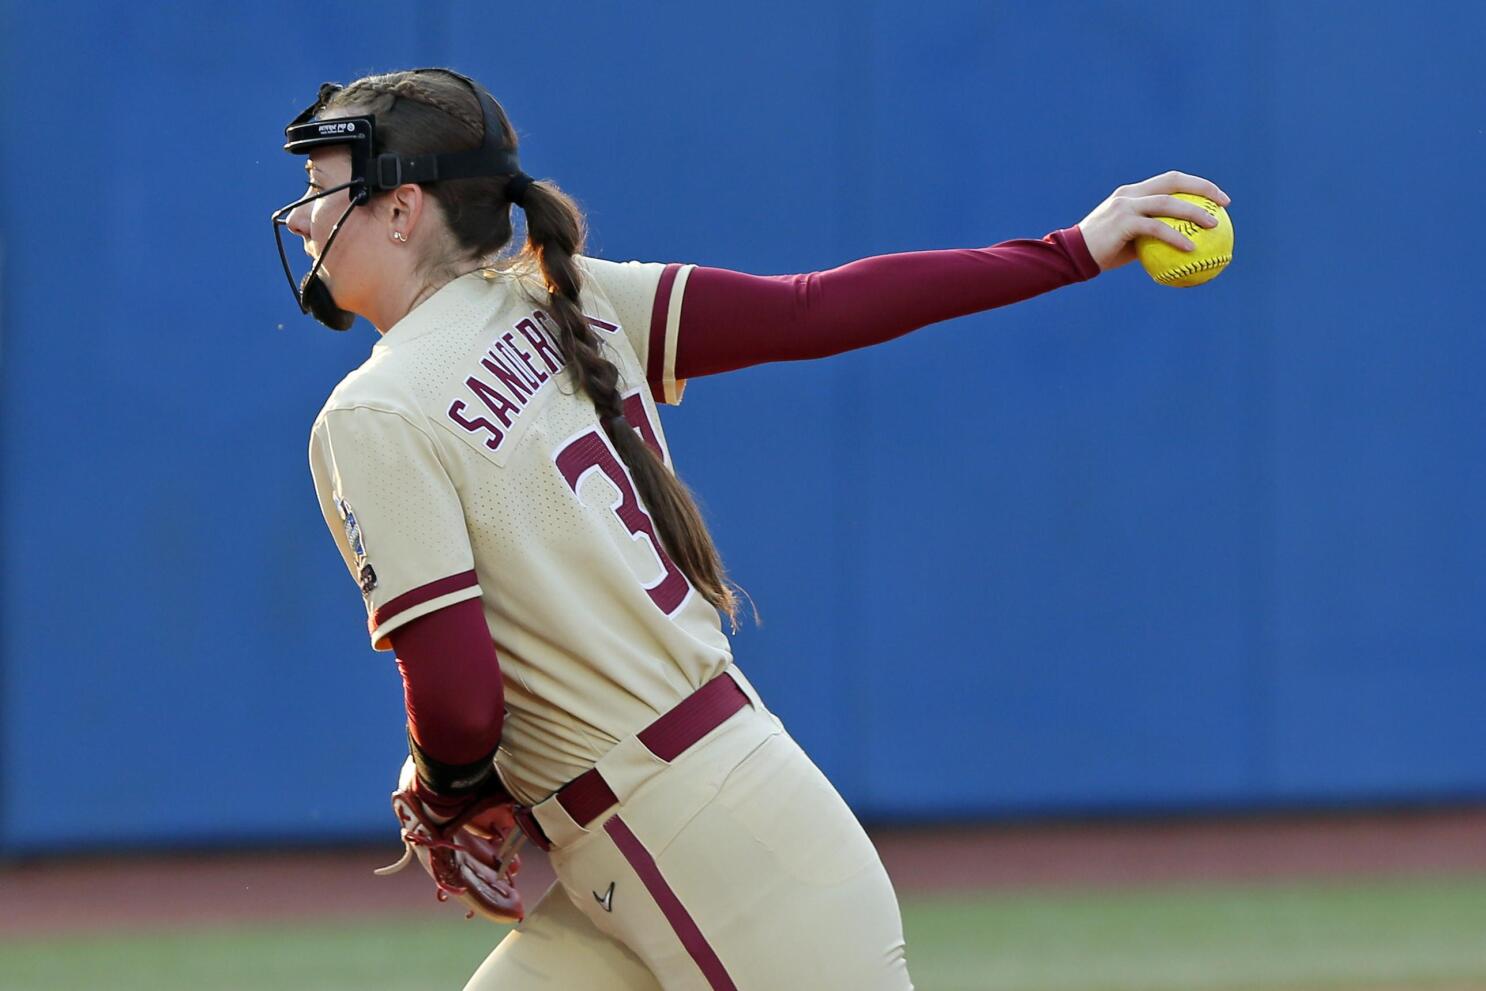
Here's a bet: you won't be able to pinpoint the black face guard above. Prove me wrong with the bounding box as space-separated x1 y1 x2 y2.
270 71 523 330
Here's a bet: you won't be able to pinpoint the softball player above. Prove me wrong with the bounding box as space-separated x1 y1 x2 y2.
274 67 1228 991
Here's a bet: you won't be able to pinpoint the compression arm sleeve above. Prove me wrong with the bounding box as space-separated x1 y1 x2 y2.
388 597 506 815
674 226 1100 379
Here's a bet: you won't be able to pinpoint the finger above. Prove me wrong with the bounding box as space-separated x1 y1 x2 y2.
1186 176 1231 207
1131 171 1231 207
1135 194 1221 229
1138 217 1196 252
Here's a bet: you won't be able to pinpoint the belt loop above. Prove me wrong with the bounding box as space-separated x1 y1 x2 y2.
530 790 594 849
722 665 763 710
512 806 551 851
592 733 669 808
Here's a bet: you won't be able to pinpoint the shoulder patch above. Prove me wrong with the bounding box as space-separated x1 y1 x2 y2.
334 496 378 594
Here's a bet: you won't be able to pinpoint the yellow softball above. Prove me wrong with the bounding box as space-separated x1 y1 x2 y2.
1135 193 1234 287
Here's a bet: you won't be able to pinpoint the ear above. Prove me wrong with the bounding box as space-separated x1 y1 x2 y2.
385 183 426 237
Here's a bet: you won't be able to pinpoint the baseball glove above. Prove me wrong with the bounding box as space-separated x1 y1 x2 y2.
374 757 526 924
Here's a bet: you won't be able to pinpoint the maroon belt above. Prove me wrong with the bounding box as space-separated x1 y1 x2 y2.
514 673 749 851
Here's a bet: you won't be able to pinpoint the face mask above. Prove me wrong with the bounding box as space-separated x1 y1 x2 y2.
272 174 366 331
271 71 523 331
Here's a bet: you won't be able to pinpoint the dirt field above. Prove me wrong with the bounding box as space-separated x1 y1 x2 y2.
5 807 1484 938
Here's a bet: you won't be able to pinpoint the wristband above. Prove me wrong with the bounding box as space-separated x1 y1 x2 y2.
406 725 499 797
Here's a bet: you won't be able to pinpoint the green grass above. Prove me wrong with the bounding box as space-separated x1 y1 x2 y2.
3 876 1485 991
902 877 1486 991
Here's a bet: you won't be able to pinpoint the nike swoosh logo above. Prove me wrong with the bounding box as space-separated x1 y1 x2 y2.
594 881 615 913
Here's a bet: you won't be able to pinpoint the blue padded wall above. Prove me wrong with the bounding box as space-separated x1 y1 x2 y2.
2 0 1482 851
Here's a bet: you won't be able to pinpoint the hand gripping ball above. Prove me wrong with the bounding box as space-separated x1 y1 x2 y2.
1136 193 1234 287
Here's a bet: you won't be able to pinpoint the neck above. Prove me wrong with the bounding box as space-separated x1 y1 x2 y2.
366 269 462 335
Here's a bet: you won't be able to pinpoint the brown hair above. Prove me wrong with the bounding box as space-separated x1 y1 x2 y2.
326 70 740 625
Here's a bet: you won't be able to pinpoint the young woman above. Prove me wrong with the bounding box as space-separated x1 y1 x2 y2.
275 67 1228 991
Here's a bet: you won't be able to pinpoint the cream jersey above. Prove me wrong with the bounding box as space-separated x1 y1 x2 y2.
308 257 731 805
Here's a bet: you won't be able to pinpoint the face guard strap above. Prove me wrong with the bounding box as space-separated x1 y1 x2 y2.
364 69 522 190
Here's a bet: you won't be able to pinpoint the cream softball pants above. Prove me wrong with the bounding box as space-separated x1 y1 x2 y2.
463 670 913 990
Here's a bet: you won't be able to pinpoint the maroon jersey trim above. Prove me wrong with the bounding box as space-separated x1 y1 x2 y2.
371 569 480 632
604 815 738 990
646 263 683 404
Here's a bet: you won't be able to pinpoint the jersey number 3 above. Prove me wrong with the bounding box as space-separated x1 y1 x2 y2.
555 395 689 615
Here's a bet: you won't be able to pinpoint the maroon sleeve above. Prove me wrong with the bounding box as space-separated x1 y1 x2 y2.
675 227 1101 379
388 597 505 812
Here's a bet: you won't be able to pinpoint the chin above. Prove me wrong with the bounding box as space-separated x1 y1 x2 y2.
323 279 357 309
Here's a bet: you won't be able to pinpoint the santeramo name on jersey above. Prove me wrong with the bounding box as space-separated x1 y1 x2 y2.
443 307 621 466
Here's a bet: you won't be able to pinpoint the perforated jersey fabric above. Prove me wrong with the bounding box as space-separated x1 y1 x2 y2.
308 258 727 805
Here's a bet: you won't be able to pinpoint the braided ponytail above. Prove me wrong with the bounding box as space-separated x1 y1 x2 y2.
325 70 741 626
516 182 741 626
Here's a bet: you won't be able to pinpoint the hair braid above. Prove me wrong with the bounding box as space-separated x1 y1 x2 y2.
336 75 483 141
519 183 741 626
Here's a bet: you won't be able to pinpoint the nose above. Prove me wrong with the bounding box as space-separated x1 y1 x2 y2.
286 201 311 239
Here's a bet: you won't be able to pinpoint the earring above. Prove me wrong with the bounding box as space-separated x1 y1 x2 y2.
391 231 408 243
